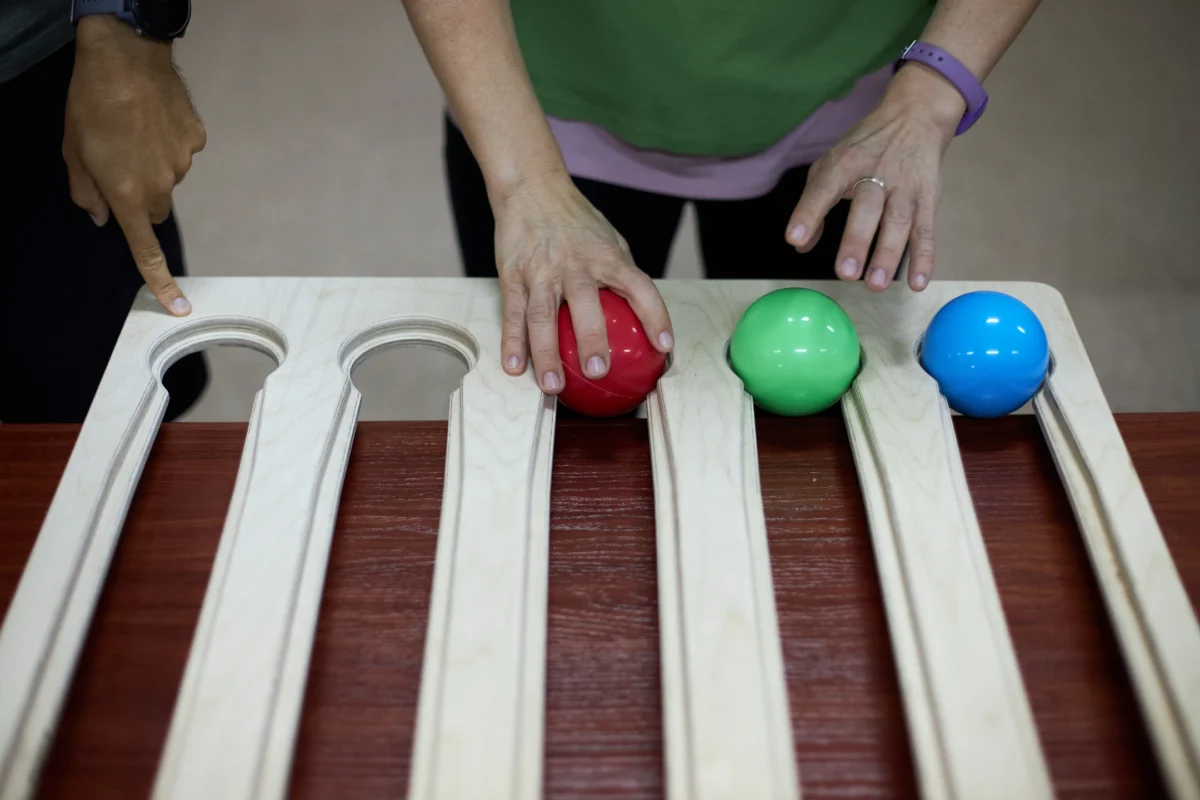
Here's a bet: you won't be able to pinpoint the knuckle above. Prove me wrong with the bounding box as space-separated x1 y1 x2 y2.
912 237 935 261
598 256 645 286
563 276 597 300
529 343 558 365
157 168 177 193
501 273 527 297
135 247 169 274
884 204 912 226
526 300 556 326
874 245 905 264
502 333 526 354
587 242 628 269
614 231 633 257
113 177 142 205
824 144 852 167
504 312 527 337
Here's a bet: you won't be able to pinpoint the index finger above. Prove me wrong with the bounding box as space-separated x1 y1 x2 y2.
113 207 191 316
604 265 673 353
786 159 846 250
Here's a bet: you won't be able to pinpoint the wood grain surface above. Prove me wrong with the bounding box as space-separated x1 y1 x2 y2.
1 413 1197 800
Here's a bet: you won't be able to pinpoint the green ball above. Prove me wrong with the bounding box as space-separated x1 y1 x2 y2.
729 288 861 416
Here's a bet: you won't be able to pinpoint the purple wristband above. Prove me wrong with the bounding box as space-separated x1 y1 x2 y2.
893 41 988 135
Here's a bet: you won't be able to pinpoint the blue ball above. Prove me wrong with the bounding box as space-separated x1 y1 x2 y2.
919 291 1050 418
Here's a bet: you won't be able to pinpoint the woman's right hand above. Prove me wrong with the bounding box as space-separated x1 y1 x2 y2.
493 174 675 394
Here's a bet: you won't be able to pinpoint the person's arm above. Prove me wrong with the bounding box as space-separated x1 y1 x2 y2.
786 0 1041 292
400 0 673 394
400 0 562 207
65 16 206 315
913 0 1043 82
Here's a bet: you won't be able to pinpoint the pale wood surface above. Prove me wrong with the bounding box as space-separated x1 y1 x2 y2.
0 280 554 800
840 289 1055 800
0 277 1196 800
1027 296 1200 800
646 284 799 800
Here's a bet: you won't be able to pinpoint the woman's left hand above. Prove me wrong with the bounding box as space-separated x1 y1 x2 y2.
785 65 968 292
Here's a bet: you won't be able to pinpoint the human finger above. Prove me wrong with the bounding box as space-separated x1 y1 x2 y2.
64 146 110 227
907 194 937 290
794 218 824 254
562 271 609 378
113 207 191 315
863 193 914 291
500 275 530 374
602 263 674 353
834 179 887 281
525 278 563 393
148 194 173 225
786 159 845 250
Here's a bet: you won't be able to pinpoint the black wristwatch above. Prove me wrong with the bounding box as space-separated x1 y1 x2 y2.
71 0 191 43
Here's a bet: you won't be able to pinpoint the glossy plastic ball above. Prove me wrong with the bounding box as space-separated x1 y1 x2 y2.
919 290 1050 417
729 288 861 416
557 289 668 417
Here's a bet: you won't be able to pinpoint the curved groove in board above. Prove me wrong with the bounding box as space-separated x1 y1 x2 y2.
736 393 798 799
407 374 556 800
337 316 479 376
151 369 361 800
0 379 164 798
934 394 1052 787
0 318 287 800
647 374 800 800
146 316 289 372
1009 280 1200 799
260 391 361 798
1035 384 1200 799
150 387 266 795
513 392 556 799
645 388 695 800
841 389 951 800
407 388 466 800
840 343 1052 800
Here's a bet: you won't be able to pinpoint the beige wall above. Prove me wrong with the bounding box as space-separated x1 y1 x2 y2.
172 0 1199 421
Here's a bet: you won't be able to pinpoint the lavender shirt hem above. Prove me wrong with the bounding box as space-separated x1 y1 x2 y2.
548 66 891 201
444 65 891 202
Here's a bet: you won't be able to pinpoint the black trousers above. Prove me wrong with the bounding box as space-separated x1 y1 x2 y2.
0 42 207 423
443 115 879 281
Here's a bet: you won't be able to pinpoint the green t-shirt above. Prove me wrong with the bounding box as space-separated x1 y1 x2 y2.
511 0 935 157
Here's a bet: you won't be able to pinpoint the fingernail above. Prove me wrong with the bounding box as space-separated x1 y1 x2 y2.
789 224 807 243
868 268 886 288
913 273 928 289
505 355 521 371
586 356 605 377
543 372 561 391
89 211 106 227
658 331 674 350
838 258 857 279
171 297 191 315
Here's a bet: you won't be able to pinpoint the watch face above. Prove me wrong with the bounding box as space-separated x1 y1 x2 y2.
132 0 190 39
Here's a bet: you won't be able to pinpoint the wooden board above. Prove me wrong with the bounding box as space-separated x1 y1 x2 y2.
1 417 1198 798
0 278 1196 800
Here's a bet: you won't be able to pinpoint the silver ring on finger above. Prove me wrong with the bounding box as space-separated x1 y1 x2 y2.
852 176 886 193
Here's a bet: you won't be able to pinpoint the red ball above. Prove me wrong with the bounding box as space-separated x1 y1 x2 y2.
557 289 667 417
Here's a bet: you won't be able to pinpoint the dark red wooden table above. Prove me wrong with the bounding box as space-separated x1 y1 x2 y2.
2 414 1197 799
